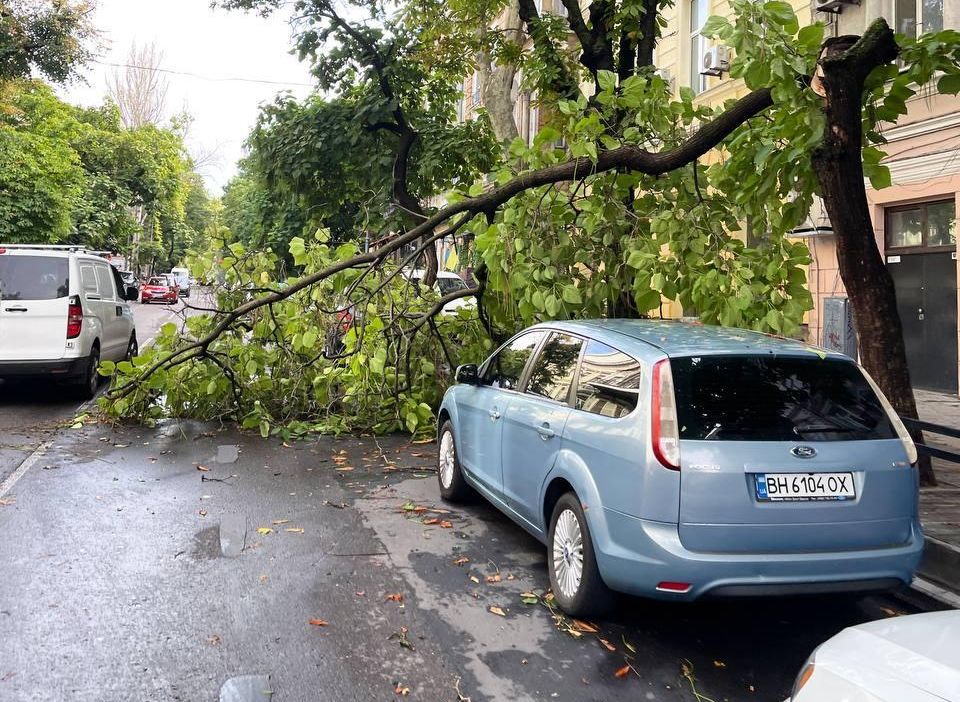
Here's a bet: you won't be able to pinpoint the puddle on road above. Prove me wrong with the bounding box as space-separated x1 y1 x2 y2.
191 526 221 560
219 674 272 702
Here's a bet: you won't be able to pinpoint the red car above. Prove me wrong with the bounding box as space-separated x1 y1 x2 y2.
140 276 178 304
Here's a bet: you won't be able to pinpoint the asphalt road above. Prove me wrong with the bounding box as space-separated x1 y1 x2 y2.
0 297 187 485
0 422 949 702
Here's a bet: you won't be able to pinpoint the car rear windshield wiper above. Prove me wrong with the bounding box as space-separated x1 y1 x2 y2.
793 424 858 434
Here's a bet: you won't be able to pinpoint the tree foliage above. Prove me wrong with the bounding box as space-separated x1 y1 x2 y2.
0 0 96 83
0 80 213 265
102 0 960 451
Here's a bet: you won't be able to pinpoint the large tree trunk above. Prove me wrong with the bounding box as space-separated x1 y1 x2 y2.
477 1 522 144
812 25 935 485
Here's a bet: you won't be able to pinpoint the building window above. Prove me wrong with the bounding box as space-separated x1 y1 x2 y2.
886 199 956 250
689 0 709 94
455 82 464 121
528 94 539 146
894 0 943 37
472 70 482 106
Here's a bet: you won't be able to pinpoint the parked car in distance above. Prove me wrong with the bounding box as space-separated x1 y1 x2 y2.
0 244 139 399
118 270 139 295
787 610 960 701
140 276 178 304
436 320 923 616
170 267 190 298
405 269 474 314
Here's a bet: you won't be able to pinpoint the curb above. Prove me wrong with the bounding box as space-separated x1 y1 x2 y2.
917 534 960 598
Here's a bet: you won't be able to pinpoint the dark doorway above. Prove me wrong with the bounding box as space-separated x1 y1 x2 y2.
885 199 958 394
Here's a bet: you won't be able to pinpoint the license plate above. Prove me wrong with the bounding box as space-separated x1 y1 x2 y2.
755 472 855 502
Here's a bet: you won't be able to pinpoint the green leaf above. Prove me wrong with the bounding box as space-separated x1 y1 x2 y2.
302 329 318 348
562 285 582 304
596 70 617 93
868 164 892 190
937 73 960 95
797 24 825 54
701 15 731 39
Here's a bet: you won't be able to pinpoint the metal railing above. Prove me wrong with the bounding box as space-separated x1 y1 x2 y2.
902 417 960 464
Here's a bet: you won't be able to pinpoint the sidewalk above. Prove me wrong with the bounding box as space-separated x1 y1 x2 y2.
913 389 960 595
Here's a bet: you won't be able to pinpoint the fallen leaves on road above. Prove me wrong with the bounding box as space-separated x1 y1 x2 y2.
385 593 404 603
469 575 480 584
308 619 328 627
196 464 210 472
198 510 207 517
0 497 15 507
394 682 411 696
272 519 290 525
571 619 599 634
485 573 502 583
614 665 632 679
453 556 469 566
388 626 415 650
598 638 616 652
713 660 726 668
284 527 304 534
256 527 273 535
488 606 506 617
681 659 718 702
206 634 221 646
335 466 355 472
355 591 365 597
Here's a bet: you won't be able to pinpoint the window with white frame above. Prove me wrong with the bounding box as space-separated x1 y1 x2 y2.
894 0 943 37
689 0 709 94
455 82 465 121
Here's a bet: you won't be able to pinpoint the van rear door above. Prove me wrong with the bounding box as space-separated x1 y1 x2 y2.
0 254 70 361
672 354 917 554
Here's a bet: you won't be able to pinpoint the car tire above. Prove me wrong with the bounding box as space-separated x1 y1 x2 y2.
125 334 138 361
437 420 473 502
547 493 613 618
74 344 100 401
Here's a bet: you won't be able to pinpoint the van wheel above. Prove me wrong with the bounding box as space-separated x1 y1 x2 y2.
125 335 138 361
74 345 100 401
437 420 473 502
547 493 612 617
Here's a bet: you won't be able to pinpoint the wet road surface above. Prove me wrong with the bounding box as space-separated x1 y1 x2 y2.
0 422 947 701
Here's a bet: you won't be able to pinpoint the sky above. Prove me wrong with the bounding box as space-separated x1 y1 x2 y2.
60 0 316 194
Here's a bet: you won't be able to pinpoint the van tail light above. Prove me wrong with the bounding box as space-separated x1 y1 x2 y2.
859 367 918 466
67 295 83 339
652 359 681 470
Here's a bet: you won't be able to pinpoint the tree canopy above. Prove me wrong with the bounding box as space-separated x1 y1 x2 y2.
0 80 213 269
103 0 960 483
0 0 96 83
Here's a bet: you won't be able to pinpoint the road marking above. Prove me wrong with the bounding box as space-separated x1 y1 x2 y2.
0 441 51 499
912 576 960 609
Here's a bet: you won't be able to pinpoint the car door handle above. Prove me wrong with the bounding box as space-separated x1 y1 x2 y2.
4 306 28 312
536 423 555 440
488 408 501 420
115 305 122 316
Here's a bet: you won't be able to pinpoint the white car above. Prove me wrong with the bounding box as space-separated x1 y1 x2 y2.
405 269 475 314
0 245 139 399
788 610 960 701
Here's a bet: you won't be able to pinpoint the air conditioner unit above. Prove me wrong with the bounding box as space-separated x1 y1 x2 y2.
701 46 730 77
815 0 859 13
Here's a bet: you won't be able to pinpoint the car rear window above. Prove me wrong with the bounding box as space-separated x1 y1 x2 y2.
671 355 896 441
0 256 69 300
148 277 166 286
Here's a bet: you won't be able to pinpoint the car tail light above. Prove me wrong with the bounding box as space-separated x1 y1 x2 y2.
652 359 680 470
859 367 918 465
655 581 691 593
67 295 83 339
338 309 353 333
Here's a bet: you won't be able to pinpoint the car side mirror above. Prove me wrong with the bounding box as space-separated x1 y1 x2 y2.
125 285 139 301
456 364 479 385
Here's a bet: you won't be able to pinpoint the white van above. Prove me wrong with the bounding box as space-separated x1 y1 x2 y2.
0 245 139 399
170 267 190 298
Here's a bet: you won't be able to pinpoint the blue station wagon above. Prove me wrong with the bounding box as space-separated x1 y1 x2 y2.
436 320 924 616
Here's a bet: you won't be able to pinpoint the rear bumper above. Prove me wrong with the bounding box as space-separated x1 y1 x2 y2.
594 508 924 601
0 357 87 380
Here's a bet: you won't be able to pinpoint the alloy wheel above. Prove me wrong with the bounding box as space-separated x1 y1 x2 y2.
438 430 456 489
552 509 584 599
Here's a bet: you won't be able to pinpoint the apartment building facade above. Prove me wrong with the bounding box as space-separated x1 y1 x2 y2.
454 0 958 393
